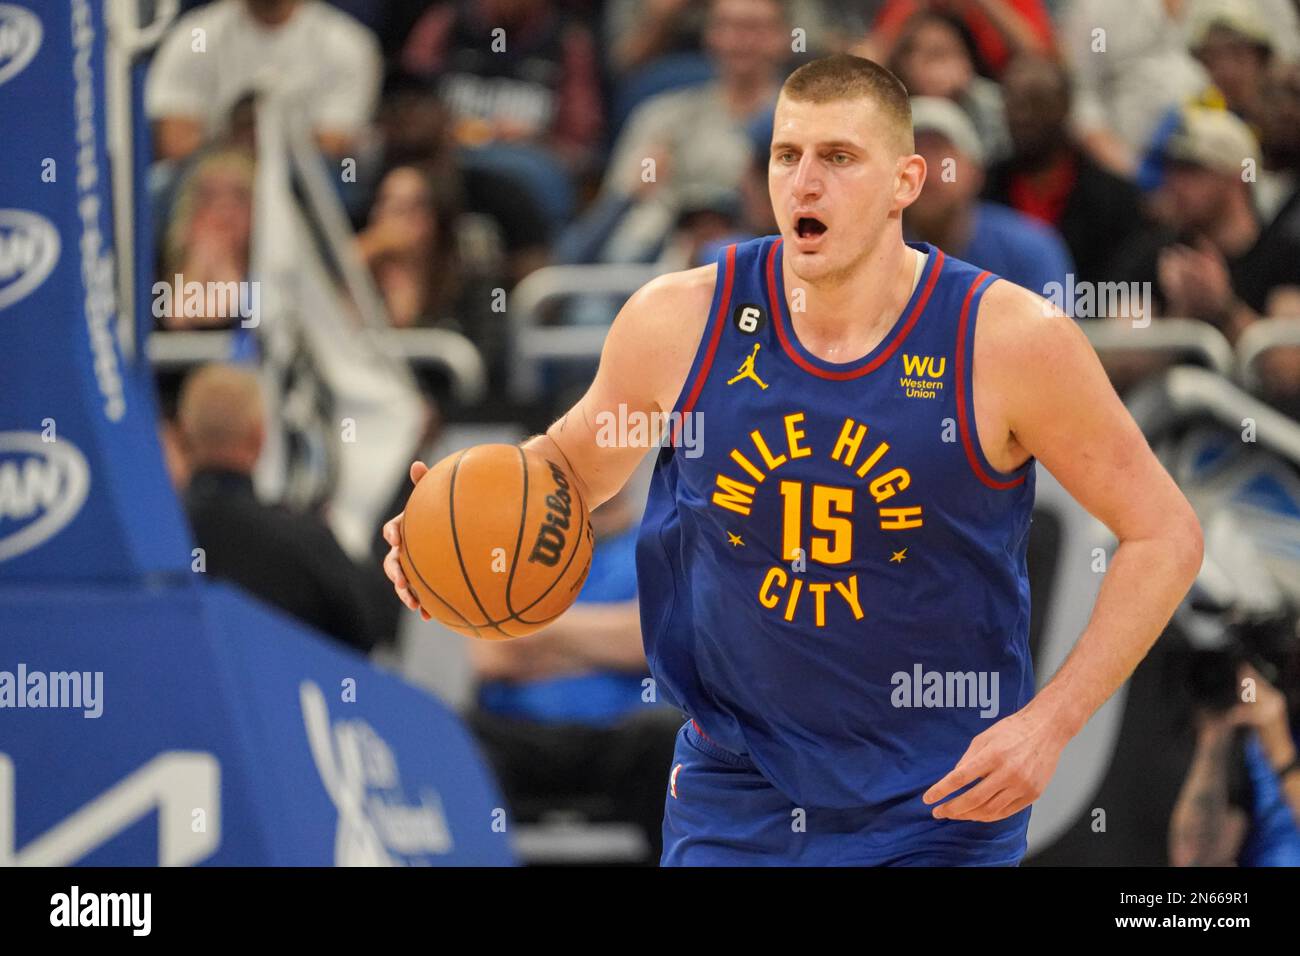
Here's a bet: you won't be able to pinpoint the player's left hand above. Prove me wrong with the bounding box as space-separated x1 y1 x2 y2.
922 704 1072 822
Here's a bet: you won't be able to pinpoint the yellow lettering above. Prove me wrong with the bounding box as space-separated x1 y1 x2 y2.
880 506 924 530
729 449 766 483
750 429 788 471
807 582 831 627
831 417 867 468
759 566 786 608
833 575 865 620
854 441 890 478
810 485 853 564
869 467 911 503
784 577 803 622
712 475 757 516
779 480 801 560
784 412 812 459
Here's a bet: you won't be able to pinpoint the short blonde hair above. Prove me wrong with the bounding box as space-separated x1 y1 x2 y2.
780 53 915 153
177 363 264 460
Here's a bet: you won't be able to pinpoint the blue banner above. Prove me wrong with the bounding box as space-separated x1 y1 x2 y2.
0 581 515 865
0 1 514 865
0 0 191 583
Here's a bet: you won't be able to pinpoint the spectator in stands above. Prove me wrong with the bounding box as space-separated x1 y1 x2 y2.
1133 0 1294 197
885 11 1010 163
356 163 513 390
1186 1 1278 136
602 0 707 77
398 0 604 228
602 0 861 78
1109 108 1300 341
558 0 789 264
178 364 381 654
904 95 1074 295
661 185 747 269
357 166 463 330
146 0 382 163
159 148 256 330
1109 108 1300 411
373 70 550 283
861 0 1056 79
739 119 781 239
984 55 1146 284
1256 61 1300 241
689 116 783 266
463 484 682 864
1061 0 1209 178
1249 61 1300 418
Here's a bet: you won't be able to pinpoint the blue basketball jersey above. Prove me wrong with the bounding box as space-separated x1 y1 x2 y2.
636 234 1037 832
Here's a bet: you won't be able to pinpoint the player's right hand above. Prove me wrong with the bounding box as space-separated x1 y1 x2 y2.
382 460 430 620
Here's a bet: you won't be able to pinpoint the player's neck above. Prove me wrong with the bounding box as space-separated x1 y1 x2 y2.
782 239 920 358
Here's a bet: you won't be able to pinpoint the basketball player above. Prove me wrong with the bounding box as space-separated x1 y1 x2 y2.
383 55 1204 865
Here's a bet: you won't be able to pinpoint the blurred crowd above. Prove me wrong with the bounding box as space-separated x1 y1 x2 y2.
147 0 1300 409
145 0 1300 865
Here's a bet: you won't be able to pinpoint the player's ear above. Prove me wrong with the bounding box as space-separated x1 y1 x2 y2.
894 153 926 211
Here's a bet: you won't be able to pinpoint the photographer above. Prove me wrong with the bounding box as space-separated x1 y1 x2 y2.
1170 661 1300 866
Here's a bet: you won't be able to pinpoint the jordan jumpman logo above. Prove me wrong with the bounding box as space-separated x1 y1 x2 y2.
727 343 769 390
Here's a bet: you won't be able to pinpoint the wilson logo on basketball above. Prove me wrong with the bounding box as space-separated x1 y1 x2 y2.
399 444 592 639
528 461 573 567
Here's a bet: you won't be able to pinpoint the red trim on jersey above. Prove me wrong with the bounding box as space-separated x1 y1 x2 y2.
668 245 734 448
691 718 714 743
766 239 944 381
955 271 1028 490
676 244 736 427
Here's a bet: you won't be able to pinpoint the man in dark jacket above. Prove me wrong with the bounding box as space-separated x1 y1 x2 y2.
984 54 1147 286
178 363 379 653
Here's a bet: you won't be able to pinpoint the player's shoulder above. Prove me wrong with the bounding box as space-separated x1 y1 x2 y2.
977 275 1077 339
973 275 1094 389
632 261 716 308
602 261 719 411
620 261 717 341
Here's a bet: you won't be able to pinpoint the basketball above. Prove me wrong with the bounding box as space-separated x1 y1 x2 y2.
398 444 594 639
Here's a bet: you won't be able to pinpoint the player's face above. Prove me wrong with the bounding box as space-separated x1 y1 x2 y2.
769 95 918 282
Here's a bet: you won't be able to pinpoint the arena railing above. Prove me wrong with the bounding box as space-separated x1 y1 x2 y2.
1235 317 1300 394
105 0 179 366
147 328 488 406
506 287 1247 402
1125 364 1300 467
507 264 666 402
1078 318 1235 378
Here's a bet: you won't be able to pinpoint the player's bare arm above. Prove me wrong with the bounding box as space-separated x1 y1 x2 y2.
381 264 716 614
524 263 716 509
925 278 1205 823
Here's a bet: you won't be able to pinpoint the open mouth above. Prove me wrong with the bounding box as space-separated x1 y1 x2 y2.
795 216 827 240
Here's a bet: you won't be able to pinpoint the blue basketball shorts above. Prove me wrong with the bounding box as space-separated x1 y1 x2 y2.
660 718 1029 866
